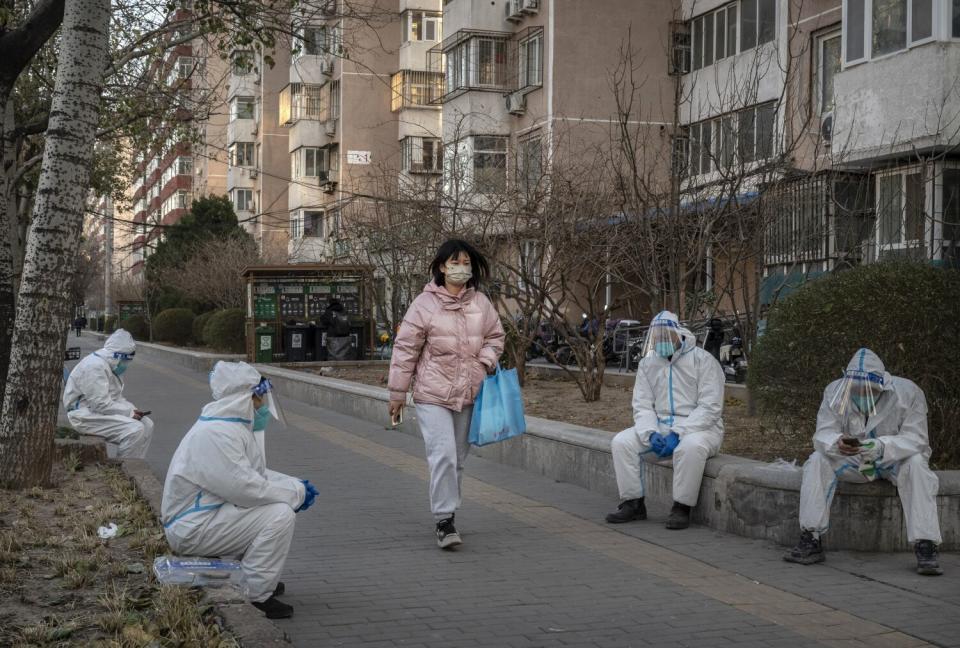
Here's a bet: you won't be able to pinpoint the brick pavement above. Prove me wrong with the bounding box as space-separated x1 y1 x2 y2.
72 334 959 648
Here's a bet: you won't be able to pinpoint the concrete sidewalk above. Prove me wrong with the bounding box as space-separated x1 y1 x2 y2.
71 333 959 648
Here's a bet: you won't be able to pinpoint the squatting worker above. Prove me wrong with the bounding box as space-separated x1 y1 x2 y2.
784 348 943 575
388 239 504 550
161 362 318 619
62 329 153 458
606 311 725 529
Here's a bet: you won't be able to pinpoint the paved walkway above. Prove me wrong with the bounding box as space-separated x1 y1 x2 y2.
70 334 959 647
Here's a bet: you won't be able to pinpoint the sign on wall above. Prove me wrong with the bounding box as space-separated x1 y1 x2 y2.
347 150 371 165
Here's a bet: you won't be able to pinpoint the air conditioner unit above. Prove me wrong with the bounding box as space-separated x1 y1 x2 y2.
820 111 834 144
506 90 526 115
324 119 337 136
505 0 523 22
321 180 337 194
249 168 258 179
319 56 333 76
520 0 539 14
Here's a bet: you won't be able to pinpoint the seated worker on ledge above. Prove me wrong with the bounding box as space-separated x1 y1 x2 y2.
784 348 943 576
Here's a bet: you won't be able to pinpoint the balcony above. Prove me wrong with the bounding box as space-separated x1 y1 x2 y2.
279 83 330 126
427 30 512 102
390 70 443 111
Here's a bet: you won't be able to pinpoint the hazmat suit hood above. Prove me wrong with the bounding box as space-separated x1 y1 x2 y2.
843 348 893 390
641 311 696 360
200 361 261 423
95 329 136 369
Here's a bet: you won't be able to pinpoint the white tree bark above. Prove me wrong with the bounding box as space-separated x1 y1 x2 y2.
0 0 111 487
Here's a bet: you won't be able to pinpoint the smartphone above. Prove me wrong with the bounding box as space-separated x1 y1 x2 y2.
840 437 860 447
390 409 403 427
140 410 152 417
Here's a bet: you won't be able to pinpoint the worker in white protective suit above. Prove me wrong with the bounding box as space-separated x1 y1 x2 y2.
784 348 943 575
606 311 725 529
161 361 319 619
62 329 153 458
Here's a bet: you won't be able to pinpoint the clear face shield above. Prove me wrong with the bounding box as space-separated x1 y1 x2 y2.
641 318 682 359
112 351 134 375
829 369 885 417
252 378 286 428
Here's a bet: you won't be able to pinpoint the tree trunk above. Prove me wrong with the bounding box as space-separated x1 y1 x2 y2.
0 0 111 488
0 91 15 406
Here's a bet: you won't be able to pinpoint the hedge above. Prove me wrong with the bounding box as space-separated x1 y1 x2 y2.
749 262 960 469
119 315 149 341
203 309 245 353
192 311 215 346
152 308 195 346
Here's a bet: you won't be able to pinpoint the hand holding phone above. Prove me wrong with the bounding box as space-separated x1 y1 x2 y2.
388 401 404 428
838 437 861 456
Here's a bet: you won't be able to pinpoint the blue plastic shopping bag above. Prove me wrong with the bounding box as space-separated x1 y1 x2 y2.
469 364 526 446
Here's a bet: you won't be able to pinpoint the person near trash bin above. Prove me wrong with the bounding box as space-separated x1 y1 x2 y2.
703 317 725 361
320 298 353 360
784 348 943 575
62 329 153 458
161 361 318 619
73 316 83 337
387 239 505 550
606 310 725 529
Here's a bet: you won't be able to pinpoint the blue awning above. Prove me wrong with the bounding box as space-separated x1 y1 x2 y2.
759 268 825 306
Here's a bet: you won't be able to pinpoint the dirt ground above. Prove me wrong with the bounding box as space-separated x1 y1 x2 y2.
313 366 814 464
0 459 238 647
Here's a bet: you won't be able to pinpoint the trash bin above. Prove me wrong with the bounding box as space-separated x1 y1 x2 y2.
254 326 275 363
313 325 329 361
283 324 311 362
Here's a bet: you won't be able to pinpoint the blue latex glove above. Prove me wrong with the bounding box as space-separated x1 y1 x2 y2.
648 432 666 457
296 480 319 512
661 431 680 457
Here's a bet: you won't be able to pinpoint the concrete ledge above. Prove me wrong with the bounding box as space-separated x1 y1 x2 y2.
54 435 108 465
120 458 291 645
117 339 958 552
258 363 959 552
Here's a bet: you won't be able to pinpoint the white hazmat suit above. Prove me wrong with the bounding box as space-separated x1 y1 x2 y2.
798 349 941 544
161 362 306 603
611 312 726 506
62 329 153 458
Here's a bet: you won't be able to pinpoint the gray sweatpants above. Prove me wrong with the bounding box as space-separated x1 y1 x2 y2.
415 403 473 521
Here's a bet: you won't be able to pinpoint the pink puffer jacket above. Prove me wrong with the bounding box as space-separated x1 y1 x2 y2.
388 282 505 412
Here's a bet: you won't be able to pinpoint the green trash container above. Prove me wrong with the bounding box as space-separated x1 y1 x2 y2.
254 326 275 363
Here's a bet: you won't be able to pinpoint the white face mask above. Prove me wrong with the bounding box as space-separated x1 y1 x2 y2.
445 264 473 285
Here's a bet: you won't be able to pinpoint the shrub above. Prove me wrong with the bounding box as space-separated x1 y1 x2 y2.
152 308 196 346
119 315 150 341
749 262 960 469
104 315 118 334
203 309 246 353
192 311 215 347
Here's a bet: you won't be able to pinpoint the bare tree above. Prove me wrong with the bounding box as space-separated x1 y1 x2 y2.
160 236 261 310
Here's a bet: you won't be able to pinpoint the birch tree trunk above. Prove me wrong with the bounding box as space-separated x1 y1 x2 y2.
0 0 111 488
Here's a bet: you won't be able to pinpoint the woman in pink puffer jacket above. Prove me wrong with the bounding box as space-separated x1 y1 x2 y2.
388 239 504 550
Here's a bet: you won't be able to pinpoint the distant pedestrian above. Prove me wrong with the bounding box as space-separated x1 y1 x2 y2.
73 317 83 337
703 317 725 360
387 239 505 550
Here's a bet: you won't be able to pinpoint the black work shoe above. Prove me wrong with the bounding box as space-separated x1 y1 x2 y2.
273 582 285 597
252 595 294 619
436 517 462 550
783 530 825 565
915 540 944 576
665 502 691 530
605 498 647 524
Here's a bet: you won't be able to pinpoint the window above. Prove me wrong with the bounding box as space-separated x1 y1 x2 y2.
292 147 329 179
692 16 703 70
878 171 925 246
755 102 776 160
233 189 253 212
815 32 842 114
740 0 775 51
391 71 443 110
176 156 193 175
404 11 441 42
231 96 255 120
873 0 906 56
672 130 689 176
476 38 507 86
519 135 543 191
177 56 194 79
229 142 255 167
329 80 340 118
911 0 933 41
402 137 442 173
290 212 303 239
690 3 745 71
944 169 960 241
472 135 507 193
955 0 960 37
518 240 541 290
443 35 509 95
669 23 691 75
299 26 328 56
303 211 324 237
703 12 714 67
519 33 543 88
846 0 866 62
232 50 253 75
687 102 776 176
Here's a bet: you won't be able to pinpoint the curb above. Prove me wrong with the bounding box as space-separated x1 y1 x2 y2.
120 458 291 645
